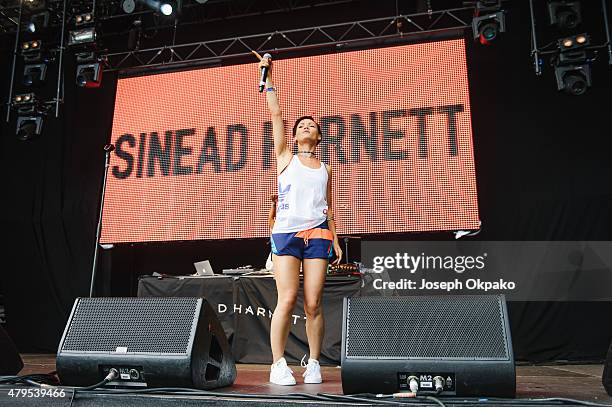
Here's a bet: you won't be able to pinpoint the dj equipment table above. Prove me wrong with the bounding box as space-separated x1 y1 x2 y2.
138 274 374 365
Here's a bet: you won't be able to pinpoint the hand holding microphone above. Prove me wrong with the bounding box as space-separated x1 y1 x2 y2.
251 50 272 92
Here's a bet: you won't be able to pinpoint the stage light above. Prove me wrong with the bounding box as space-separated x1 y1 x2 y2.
75 53 103 88
480 20 499 42
21 40 46 64
27 11 49 33
122 0 136 13
471 1 506 45
76 63 102 88
23 63 47 87
554 65 590 95
12 92 45 140
557 33 589 55
160 2 173 15
472 12 506 45
13 93 37 106
557 34 589 59
548 0 581 30
75 12 94 26
68 27 96 46
141 0 181 16
21 40 41 53
553 33 591 95
16 116 44 141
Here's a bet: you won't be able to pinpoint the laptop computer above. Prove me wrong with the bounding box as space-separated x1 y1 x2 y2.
193 260 214 276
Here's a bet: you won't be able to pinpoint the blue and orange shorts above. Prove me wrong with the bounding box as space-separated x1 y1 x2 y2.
271 221 334 260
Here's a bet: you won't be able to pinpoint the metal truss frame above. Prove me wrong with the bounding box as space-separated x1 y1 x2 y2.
0 0 365 33
103 6 474 72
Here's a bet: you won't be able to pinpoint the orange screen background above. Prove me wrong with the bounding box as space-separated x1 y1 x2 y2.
101 38 480 243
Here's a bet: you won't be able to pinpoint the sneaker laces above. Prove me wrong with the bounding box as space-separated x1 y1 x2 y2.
300 354 318 377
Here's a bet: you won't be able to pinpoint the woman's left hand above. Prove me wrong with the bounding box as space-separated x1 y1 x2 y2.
332 239 343 265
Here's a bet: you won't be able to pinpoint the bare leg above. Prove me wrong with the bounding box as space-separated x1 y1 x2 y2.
302 258 327 360
270 254 301 363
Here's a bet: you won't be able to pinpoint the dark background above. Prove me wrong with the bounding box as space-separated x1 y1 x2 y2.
1 0 611 362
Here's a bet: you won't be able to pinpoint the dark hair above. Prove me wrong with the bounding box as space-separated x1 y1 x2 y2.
292 115 322 146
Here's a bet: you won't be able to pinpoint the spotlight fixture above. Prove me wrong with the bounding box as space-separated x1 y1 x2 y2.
68 27 96 46
13 92 37 106
76 64 102 88
548 1 581 30
471 1 506 45
554 65 590 95
553 33 591 95
122 0 136 13
12 92 46 140
558 32 589 53
26 11 49 33
141 0 181 17
21 40 42 53
75 12 94 26
23 63 48 87
21 40 44 63
160 2 173 15
75 53 103 88
16 115 44 141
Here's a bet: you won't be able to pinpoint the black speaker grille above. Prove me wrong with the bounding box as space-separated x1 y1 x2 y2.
345 296 509 360
60 297 199 354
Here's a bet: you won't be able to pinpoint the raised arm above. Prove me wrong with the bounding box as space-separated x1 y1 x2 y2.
252 51 291 168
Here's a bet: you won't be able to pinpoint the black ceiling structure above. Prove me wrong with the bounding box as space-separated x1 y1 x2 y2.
0 0 365 34
1 0 479 121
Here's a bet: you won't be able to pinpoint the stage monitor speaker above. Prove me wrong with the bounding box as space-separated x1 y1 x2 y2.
604 340 612 396
56 297 236 389
0 324 23 375
341 295 515 397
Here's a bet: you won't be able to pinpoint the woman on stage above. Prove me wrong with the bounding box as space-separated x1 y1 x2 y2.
253 51 343 386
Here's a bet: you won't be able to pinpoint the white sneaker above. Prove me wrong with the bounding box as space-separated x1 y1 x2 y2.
270 357 296 386
301 356 322 384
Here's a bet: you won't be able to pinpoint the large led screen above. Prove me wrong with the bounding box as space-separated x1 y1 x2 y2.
101 38 480 243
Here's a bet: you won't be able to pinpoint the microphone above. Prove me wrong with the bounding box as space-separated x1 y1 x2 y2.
258 53 272 93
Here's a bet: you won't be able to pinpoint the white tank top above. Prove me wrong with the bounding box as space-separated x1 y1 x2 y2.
272 155 329 233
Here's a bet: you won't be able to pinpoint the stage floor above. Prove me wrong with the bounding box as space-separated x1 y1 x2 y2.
12 354 611 403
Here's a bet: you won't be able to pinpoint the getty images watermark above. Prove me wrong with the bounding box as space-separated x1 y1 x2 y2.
370 251 515 292
361 241 612 301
